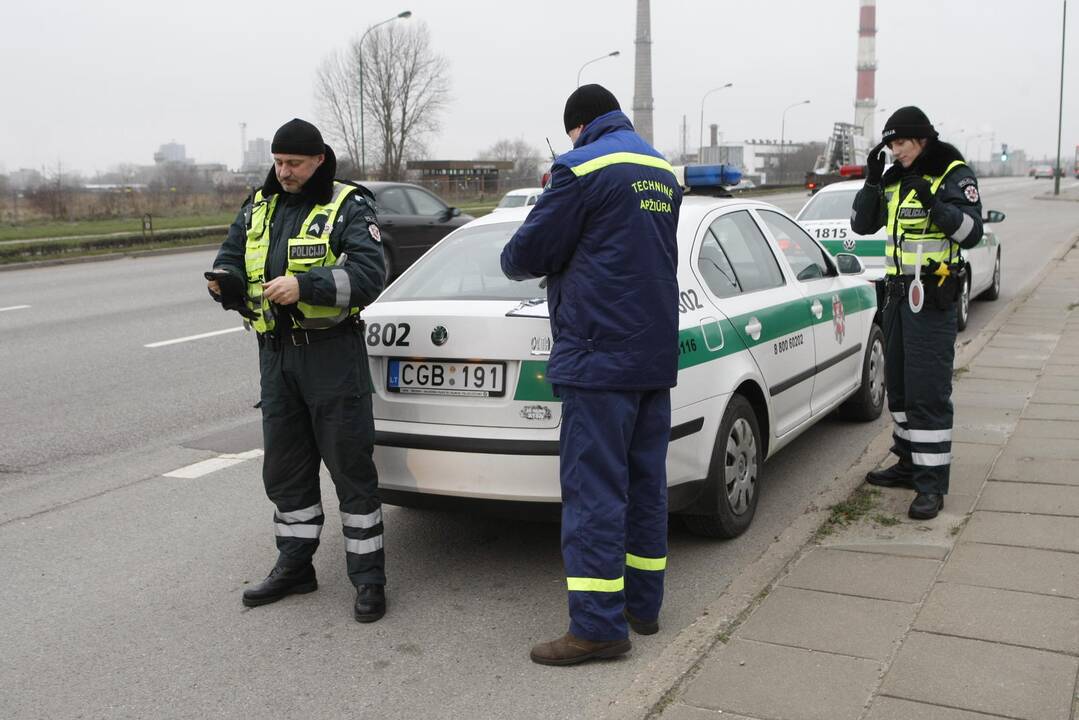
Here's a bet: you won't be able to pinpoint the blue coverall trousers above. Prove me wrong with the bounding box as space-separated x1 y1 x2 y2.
557 386 670 642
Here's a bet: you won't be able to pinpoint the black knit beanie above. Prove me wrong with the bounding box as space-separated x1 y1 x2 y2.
881 106 938 143
271 118 326 156
563 84 621 133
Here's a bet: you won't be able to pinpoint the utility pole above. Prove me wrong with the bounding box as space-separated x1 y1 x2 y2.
1054 0 1068 196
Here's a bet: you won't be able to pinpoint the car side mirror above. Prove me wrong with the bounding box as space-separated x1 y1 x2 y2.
983 210 1005 224
835 253 865 275
441 207 461 222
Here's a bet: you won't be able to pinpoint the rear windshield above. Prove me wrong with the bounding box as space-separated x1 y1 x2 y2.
797 188 859 221
379 221 545 302
497 194 529 208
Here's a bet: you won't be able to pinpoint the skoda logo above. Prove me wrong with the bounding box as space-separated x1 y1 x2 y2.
431 326 448 346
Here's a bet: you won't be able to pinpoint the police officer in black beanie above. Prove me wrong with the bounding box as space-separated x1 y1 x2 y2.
502 85 682 665
852 106 984 520
207 118 390 621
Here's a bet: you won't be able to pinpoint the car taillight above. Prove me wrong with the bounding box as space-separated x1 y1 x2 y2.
806 181 818 190
839 164 865 178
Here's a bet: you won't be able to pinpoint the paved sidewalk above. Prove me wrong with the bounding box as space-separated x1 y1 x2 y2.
657 243 1079 720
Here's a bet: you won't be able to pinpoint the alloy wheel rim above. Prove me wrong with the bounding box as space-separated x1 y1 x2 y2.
724 418 757 515
869 338 885 407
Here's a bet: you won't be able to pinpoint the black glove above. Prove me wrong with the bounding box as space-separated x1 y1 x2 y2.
900 175 935 209
205 270 258 321
866 141 887 185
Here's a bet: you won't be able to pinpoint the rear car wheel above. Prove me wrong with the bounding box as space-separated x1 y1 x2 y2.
977 251 1001 301
956 273 971 331
840 323 885 421
683 394 761 539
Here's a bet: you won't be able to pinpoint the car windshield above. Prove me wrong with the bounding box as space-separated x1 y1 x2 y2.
379 221 545 302
798 189 859 221
497 195 529 209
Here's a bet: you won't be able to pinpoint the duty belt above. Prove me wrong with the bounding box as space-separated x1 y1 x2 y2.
259 316 364 350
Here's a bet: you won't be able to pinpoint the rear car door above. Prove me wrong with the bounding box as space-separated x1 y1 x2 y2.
373 185 426 269
404 186 457 252
757 209 865 416
694 208 816 436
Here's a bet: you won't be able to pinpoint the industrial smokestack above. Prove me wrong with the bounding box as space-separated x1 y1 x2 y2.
632 0 654 144
710 124 718 148
853 0 878 139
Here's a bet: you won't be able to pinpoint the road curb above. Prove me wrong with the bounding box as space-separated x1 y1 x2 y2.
0 243 219 272
597 229 1079 720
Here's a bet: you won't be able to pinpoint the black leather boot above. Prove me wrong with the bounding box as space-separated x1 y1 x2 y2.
624 609 659 636
909 493 944 520
354 584 386 623
866 459 915 489
242 563 317 607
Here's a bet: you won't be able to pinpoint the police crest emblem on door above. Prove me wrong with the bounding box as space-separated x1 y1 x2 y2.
832 295 846 343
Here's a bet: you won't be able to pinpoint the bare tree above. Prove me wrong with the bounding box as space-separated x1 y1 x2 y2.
361 21 450 180
479 138 545 187
314 47 363 168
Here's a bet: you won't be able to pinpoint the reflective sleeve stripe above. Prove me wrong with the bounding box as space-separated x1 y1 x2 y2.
340 508 382 529
274 523 322 539
951 213 976 243
912 452 952 467
275 503 324 523
626 553 667 571
907 429 952 443
331 268 351 308
570 152 675 178
566 576 624 592
893 425 910 440
345 535 384 556
892 412 908 423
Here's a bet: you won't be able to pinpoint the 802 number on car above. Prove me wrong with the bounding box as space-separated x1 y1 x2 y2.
366 322 411 347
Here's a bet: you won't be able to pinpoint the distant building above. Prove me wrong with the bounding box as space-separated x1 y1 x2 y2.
406 160 515 196
9 168 44 191
700 139 811 185
153 142 192 166
242 138 272 172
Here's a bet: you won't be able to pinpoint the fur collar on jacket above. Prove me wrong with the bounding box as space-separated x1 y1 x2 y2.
881 140 966 186
260 144 338 205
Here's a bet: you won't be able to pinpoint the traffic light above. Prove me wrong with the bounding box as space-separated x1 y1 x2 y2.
1000 143 1009 162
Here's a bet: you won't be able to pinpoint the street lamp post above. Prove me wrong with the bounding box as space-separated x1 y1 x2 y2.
359 10 411 179
1054 0 1068 196
779 99 810 185
698 83 733 161
576 51 620 87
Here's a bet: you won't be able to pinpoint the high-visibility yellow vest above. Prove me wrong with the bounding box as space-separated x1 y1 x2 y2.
243 181 359 334
883 159 965 276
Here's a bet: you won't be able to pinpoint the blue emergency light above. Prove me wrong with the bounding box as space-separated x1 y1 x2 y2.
679 164 743 189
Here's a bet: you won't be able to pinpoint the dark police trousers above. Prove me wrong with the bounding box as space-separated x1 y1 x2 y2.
258 330 385 586
882 277 957 495
557 386 670 642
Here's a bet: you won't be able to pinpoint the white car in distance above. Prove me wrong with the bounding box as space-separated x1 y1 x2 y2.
362 167 885 538
492 187 543 211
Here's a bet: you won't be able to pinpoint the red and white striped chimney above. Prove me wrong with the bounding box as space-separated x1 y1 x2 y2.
854 0 878 139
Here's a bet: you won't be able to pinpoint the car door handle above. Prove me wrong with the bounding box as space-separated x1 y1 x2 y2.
811 299 823 320
744 317 762 341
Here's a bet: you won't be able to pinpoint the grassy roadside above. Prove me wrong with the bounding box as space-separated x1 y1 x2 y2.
0 213 236 242
0 229 223 265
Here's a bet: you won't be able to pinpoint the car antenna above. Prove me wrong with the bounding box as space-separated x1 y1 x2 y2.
545 137 557 162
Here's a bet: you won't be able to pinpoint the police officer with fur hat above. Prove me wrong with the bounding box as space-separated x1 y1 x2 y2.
852 106 983 520
207 118 389 621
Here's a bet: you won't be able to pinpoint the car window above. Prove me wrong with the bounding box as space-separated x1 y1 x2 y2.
526 195 538 206
379 222 544 302
497 195 528 209
701 211 785 295
405 187 448 216
796 189 859 221
375 187 411 215
758 210 834 282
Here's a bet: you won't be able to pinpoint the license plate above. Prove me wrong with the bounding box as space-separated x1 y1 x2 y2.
387 359 506 397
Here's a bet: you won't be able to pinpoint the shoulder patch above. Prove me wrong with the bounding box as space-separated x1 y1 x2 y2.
958 176 976 188
368 224 382 243
963 185 980 203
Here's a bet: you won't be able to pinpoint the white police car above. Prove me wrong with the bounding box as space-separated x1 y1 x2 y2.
796 179 1005 330
362 166 884 538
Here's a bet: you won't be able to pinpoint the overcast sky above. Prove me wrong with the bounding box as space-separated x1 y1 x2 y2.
2 0 1075 176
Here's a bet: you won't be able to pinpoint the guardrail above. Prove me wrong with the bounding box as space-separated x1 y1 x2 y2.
0 225 228 264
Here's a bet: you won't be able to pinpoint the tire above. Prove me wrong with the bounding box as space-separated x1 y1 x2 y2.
956 273 971 331
683 394 762 539
840 323 886 421
977 251 1001 301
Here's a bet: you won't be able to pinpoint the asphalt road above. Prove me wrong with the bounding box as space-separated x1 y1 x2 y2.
0 177 1075 719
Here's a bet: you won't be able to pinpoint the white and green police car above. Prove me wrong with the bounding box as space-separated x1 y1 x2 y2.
362 167 884 538
796 179 1005 331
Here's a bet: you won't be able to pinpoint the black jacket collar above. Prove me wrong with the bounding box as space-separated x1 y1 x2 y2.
260 144 338 205
881 140 965 186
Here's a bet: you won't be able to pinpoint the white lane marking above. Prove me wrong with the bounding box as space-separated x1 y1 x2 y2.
0 305 31 313
164 449 264 479
145 326 245 348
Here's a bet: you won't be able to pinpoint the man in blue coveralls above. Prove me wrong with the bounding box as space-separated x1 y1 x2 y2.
501 84 682 666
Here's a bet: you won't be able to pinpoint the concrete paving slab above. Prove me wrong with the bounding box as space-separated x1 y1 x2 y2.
991 456 1079 486
660 704 755 720
997 437 1079 462
978 481 1079 514
914 582 1079 655
1043 366 1079 379
951 406 1018 446
866 696 1019 720
1035 374 1079 391
682 638 880 720
829 543 949 560
951 378 1032 396
941 542 1079 598
969 352 1047 370
737 586 917 661
1032 389 1079 405
942 493 977 515
1012 418 1079 439
946 443 1000 495
961 365 1040 383
879 632 1078 720
964 510 1079 553
1023 403 1079 420
780 549 940 603
951 391 1029 410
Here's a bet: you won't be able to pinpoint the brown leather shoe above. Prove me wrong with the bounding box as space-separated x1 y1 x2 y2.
529 632 631 666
